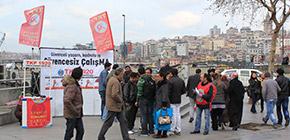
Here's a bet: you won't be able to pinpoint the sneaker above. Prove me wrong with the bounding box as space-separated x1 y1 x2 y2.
168 131 175 136
232 126 238 131
128 130 134 135
190 131 200 134
203 131 209 135
189 117 194 123
273 124 278 129
285 119 289 127
262 117 268 124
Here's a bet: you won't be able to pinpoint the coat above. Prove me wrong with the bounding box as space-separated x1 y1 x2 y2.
155 80 170 109
227 78 245 114
248 78 262 98
275 75 289 99
99 69 109 92
123 81 138 104
262 79 281 101
212 80 226 105
154 107 173 131
186 74 200 98
168 76 186 104
62 76 83 119
106 76 124 112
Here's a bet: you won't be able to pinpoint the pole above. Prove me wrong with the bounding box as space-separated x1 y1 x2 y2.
282 26 285 57
122 14 126 65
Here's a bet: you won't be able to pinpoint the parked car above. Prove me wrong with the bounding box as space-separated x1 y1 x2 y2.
221 69 262 87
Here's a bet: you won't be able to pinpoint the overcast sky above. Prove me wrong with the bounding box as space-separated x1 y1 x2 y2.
0 0 287 53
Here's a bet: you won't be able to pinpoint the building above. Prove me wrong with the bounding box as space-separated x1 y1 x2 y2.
210 25 221 37
263 13 272 35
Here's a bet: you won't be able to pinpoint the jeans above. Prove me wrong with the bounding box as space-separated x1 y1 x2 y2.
170 104 181 132
265 100 278 125
64 118 84 140
102 106 109 121
125 104 138 130
139 99 154 134
98 111 130 140
251 93 264 113
194 107 210 132
276 97 290 124
99 91 106 117
189 98 196 119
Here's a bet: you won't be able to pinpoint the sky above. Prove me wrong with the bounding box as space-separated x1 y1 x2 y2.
0 0 287 53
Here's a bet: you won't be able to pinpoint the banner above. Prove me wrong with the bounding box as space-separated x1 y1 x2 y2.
22 97 52 128
40 48 113 116
19 5 45 47
90 11 114 53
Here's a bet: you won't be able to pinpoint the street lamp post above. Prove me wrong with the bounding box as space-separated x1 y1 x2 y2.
122 14 126 65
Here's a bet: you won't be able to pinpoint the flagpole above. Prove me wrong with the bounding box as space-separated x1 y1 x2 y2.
122 14 126 66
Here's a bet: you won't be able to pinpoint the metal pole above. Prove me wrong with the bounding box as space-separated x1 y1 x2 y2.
282 26 285 57
122 14 126 65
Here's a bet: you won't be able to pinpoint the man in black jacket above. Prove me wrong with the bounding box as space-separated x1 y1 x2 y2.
168 68 186 135
124 72 139 134
186 69 201 123
228 73 245 131
275 68 290 126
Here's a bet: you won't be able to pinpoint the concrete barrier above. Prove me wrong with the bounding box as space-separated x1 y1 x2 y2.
0 87 24 106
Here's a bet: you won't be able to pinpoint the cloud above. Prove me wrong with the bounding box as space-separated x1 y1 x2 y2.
66 6 94 19
0 4 12 17
162 11 201 29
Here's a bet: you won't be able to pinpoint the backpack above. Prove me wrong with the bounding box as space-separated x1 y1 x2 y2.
143 77 156 100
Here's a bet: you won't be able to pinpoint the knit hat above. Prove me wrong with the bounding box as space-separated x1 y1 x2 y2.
71 67 83 80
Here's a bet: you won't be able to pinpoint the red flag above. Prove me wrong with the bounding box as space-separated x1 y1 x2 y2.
19 6 45 47
90 11 114 53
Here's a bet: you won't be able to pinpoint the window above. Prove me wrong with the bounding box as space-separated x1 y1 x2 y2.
240 70 249 77
225 70 236 76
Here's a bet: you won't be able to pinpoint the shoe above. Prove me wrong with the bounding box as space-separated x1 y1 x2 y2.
168 131 175 136
285 119 289 127
161 135 168 138
190 131 200 134
273 124 278 129
260 109 264 113
203 131 209 135
174 131 181 136
232 126 238 131
128 138 135 140
262 117 268 124
152 134 162 138
189 117 194 123
128 130 134 135
212 128 218 131
251 109 257 114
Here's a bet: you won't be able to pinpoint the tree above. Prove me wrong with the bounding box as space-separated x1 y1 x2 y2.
208 0 290 73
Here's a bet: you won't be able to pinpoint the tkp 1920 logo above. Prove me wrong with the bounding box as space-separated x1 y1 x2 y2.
95 21 107 33
29 14 40 26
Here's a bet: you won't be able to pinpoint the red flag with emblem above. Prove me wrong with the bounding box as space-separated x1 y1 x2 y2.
19 6 45 47
90 11 114 53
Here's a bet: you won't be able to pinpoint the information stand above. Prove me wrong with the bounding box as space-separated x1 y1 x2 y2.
22 60 53 128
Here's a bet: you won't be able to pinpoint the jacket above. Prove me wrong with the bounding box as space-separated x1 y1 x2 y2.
186 74 200 98
168 76 186 104
262 79 281 101
137 75 156 101
212 80 226 105
62 76 83 119
275 75 289 98
123 81 138 104
155 80 170 109
228 78 245 102
106 76 124 112
248 78 262 97
99 69 109 92
154 107 173 131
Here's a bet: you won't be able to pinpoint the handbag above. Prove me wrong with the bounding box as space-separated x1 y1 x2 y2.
158 109 171 125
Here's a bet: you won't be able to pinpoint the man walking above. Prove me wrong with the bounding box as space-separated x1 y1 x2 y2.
168 68 186 135
137 67 156 136
227 73 245 131
262 72 281 129
186 69 201 123
98 68 135 140
63 67 84 140
124 72 140 134
99 62 112 120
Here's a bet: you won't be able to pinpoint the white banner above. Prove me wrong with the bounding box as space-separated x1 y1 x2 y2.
40 48 113 116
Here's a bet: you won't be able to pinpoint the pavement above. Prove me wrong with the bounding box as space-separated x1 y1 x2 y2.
0 97 290 140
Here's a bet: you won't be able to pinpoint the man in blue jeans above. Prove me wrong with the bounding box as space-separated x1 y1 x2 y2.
262 72 281 129
98 62 112 120
275 68 290 126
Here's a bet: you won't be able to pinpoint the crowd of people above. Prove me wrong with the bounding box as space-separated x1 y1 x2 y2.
61 64 290 140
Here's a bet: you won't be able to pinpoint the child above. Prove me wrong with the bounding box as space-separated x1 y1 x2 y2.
153 101 173 138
